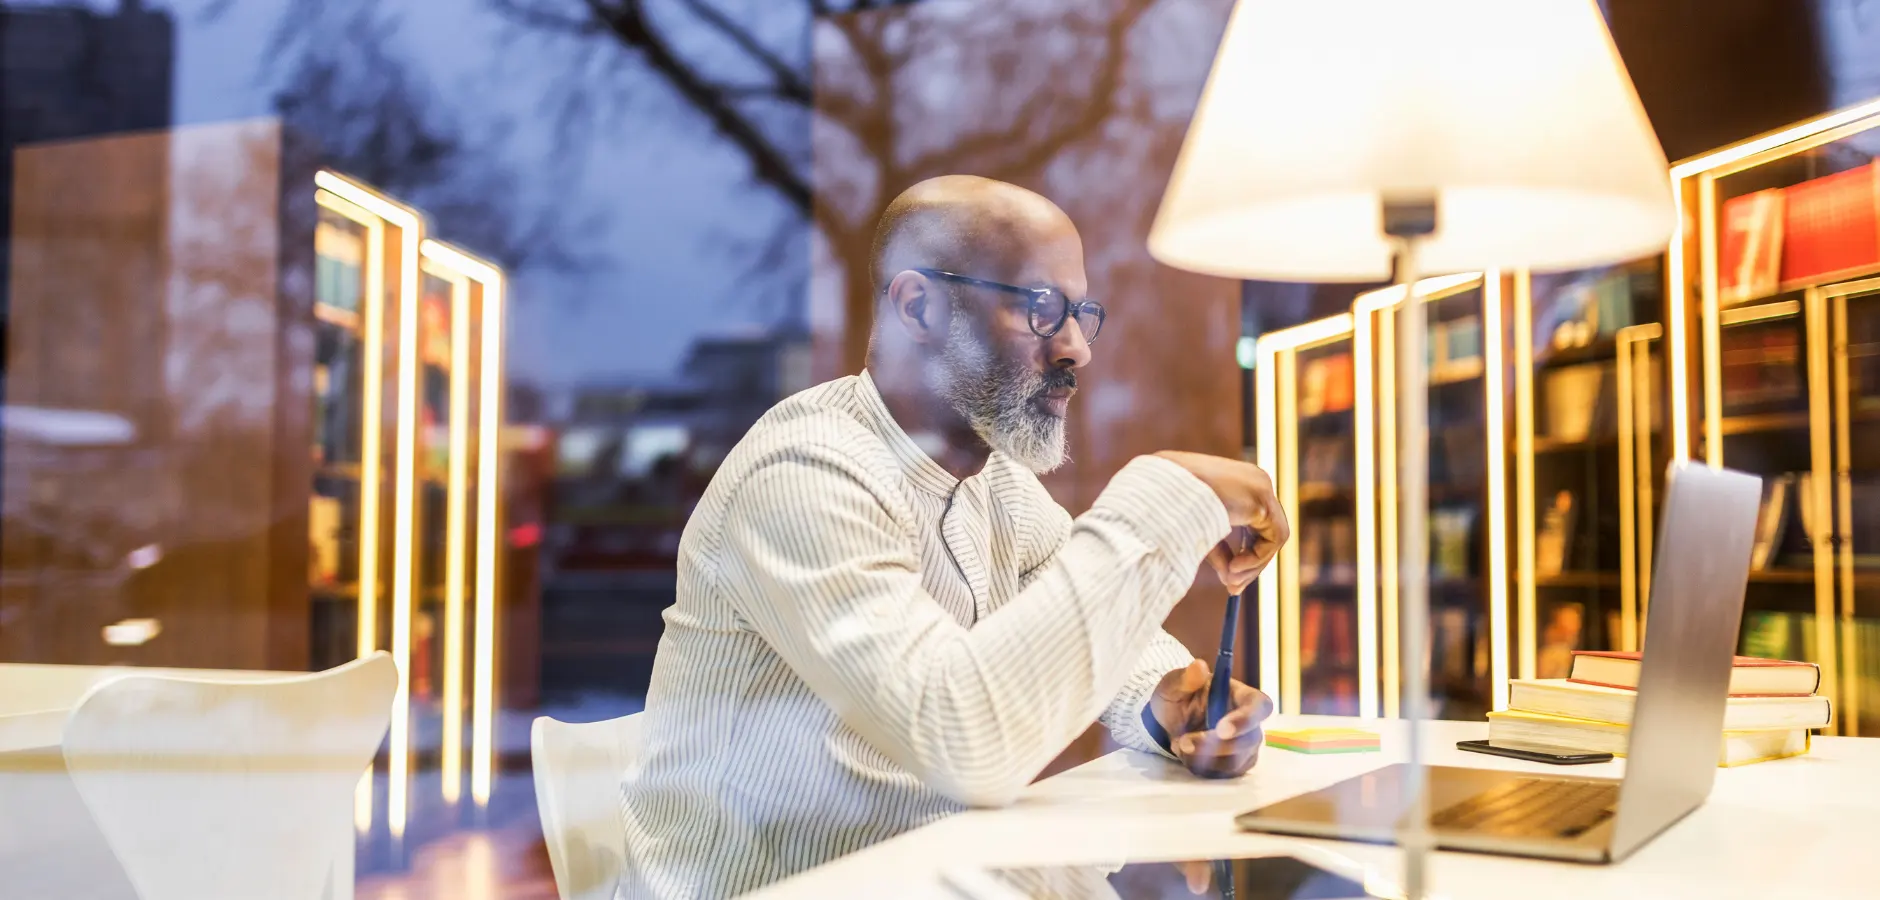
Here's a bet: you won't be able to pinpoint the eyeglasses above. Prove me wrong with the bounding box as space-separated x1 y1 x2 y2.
912 268 1105 344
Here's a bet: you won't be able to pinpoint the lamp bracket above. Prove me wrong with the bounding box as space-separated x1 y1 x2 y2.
1381 195 1438 239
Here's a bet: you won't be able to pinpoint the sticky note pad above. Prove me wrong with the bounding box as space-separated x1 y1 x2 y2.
1266 727 1381 754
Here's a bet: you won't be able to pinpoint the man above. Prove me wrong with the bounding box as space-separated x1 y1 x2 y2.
617 175 1289 899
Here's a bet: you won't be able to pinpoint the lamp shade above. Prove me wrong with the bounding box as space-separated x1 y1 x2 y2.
1149 0 1673 282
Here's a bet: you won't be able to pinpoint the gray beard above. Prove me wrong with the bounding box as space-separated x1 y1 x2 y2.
924 312 1068 474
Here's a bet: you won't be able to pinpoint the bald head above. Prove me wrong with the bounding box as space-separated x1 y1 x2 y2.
869 175 1082 295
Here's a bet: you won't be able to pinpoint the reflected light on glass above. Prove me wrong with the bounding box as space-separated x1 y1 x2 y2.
424 239 507 807
102 618 161 647
317 170 423 838
314 184 390 836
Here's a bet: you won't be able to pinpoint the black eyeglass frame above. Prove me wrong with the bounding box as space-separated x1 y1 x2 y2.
909 268 1105 343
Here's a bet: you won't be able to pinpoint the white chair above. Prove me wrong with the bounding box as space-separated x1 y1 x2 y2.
61 652 397 900
532 713 642 900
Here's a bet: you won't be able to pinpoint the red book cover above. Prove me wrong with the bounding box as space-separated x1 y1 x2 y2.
1719 188 1785 305
1567 650 1822 696
1780 161 1880 287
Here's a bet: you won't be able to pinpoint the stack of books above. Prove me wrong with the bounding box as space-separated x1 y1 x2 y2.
1488 651 1829 767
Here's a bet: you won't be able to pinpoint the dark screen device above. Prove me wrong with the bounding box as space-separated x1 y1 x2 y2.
1457 739 1615 765
953 854 1377 900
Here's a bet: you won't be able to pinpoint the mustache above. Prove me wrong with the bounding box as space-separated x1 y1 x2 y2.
1039 369 1078 392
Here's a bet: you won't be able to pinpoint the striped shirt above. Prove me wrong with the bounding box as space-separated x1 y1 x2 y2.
617 372 1230 899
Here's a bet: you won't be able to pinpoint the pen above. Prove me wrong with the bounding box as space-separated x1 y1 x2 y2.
1205 590 1241 730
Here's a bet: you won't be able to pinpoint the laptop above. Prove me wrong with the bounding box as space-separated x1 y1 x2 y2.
1234 461 1763 864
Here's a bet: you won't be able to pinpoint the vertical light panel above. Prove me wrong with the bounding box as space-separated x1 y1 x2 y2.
1617 325 1640 653
421 256 475 805
1352 292 1380 719
1805 289 1840 731
1378 308 1399 718
1482 272 1510 711
1355 276 1484 718
1698 175 1724 468
1512 272 1537 680
422 240 508 806
316 171 423 838
1666 182 1691 462
1252 314 1354 713
1631 331 1659 633
316 188 387 835
1254 341 1281 701
1277 350 1302 715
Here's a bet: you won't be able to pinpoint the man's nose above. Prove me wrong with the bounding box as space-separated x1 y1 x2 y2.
1048 318 1092 369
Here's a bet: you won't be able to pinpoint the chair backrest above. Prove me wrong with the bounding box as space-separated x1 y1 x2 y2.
61 653 397 900
532 713 642 900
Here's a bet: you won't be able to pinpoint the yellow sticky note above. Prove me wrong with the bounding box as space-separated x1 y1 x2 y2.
1266 727 1381 754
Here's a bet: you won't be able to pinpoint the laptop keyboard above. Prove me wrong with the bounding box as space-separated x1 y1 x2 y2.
1430 778 1619 839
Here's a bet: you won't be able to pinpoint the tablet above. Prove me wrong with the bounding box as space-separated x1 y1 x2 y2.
941 854 1378 900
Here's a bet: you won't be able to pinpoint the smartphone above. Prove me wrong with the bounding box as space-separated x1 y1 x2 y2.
1456 739 1614 765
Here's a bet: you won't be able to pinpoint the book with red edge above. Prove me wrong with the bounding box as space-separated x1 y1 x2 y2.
1780 160 1880 288
1567 650 1821 697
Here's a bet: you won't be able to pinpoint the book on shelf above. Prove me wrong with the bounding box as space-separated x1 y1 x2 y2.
1430 506 1476 580
1535 602 1586 680
1508 678 1831 731
1434 607 1473 685
1536 490 1577 576
1780 160 1880 288
309 495 342 585
1299 352 1354 416
1720 324 1803 413
1486 709 1810 767
1300 599 1323 670
1300 433 1353 487
314 219 365 314
1718 188 1786 305
1296 515 1357 587
1569 650 1822 696
312 363 331 464
1429 315 1484 382
1540 362 1607 442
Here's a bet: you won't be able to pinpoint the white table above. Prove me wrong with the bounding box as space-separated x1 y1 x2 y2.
0 663 351 900
746 714 1879 900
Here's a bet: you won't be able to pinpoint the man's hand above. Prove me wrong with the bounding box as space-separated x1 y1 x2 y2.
1153 451 1288 593
1150 659 1274 779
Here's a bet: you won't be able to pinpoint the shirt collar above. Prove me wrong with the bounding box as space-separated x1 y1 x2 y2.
856 370 969 497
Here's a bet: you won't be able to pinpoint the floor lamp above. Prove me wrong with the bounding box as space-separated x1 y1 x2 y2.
1148 2 1673 897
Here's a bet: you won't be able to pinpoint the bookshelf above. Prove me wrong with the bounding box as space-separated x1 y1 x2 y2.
1668 95 1880 737
1510 258 1664 700
1357 273 1507 722
1252 313 1359 718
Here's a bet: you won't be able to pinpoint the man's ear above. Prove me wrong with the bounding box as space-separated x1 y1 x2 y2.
887 270 945 346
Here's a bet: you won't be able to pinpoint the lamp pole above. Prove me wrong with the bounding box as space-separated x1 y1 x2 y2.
1384 196 1436 900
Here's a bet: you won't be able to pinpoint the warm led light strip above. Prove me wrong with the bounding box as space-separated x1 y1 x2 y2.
317 170 422 837
1665 95 1880 463
1352 287 1380 718
1254 313 1354 714
313 187 386 835
421 259 474 805
1254 342 1280 701
1355 274 1489 717
1481 273 1510 711
423 239 506 806
1512 274 1537 681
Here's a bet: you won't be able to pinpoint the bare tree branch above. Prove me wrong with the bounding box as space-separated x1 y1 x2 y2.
675 0 812 106
488 0 608 34
581 0 813 210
